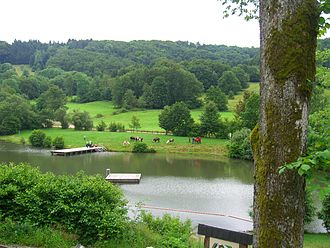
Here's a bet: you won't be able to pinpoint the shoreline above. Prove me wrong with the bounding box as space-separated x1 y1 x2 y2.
0 128 231 161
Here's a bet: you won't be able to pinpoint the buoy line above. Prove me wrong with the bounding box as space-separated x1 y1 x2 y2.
128 204 253 223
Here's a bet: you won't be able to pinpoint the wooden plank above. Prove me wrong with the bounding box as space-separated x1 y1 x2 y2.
106 173 141 184
198 224 253 245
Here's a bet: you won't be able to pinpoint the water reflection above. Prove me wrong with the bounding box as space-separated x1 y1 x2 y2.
0 141 253 231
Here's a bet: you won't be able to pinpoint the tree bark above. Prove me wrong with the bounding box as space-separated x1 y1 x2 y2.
252 0 319 247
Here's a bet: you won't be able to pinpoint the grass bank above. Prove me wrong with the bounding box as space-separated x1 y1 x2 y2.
1 128 228 157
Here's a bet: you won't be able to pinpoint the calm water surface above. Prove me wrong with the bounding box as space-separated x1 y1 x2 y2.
0 141 324 232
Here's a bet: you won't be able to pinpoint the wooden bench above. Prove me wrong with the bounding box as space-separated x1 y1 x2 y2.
198 224 253 248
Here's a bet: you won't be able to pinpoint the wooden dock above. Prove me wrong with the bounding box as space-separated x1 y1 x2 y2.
105 169 141 184
50 147 105 156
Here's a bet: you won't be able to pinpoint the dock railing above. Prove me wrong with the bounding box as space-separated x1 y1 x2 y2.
197 224 253 248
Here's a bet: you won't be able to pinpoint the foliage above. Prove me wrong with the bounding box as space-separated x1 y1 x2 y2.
0 219 76 248
96 120 107 131
29 130 46 147
132 143 156 153
139 211 193 248
52 136 65 149
122 89 138 109
235 91 260 129
0 163 128 244
54 107 69 129
308 108 330 152
200 101 221 137
43 136 52 148
36 85 67 113
129 115 141 131
108 122 125 132
227 128 253 160
159 102 194 136
218 70 242 95
318 193 330 233
0 91 41 135
70 110 93 131
205 86 228 111
304 190 316 224
111 60 204 109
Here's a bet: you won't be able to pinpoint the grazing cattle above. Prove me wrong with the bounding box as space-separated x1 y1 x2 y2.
194 137 202 144
153 137 160 143
166 138 174 144
130 136 143 142
122 141 130 146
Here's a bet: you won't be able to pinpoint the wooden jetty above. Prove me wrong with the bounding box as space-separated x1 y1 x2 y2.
105 169 141 184
50 146 105 156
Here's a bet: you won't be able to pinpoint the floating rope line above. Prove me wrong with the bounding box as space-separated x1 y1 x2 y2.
129 204 253 223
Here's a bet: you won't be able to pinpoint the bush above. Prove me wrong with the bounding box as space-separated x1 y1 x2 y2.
95 113 104 118
140 211 193 248
0 163 128 244
132 143 156 153
96 121 107 131
43 136 52 148
71 110 93 131
29 130 46 147
108 122 125 132
52 137 65 149
227 128 253 160
318 193 330 233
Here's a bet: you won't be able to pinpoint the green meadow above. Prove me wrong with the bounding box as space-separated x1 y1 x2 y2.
66 83 260 131
2 128 228 157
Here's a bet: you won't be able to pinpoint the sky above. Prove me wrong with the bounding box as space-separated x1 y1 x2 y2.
1 0 260 47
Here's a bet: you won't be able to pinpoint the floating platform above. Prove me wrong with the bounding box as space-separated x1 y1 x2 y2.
50 147 105 156
105 169 141 184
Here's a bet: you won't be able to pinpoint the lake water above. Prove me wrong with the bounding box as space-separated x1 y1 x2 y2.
0 141 324 233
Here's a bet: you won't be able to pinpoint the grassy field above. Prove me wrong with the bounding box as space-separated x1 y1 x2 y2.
304 233 330 248
1 128 228 157
66 102 235 131
66 83 260 131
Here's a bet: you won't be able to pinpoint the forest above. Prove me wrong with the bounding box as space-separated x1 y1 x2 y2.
0 39 260 135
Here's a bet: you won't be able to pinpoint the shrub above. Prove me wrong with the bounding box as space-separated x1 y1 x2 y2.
318 193 330 233
71 110 93 131
96 121 107 131
140 211 193 248
108 122 125 132
132 143 156 153
95 113 104 118
52 137 65 149
227 128 253 160
43 136 52 148
0 163 128 244
29 130 46 147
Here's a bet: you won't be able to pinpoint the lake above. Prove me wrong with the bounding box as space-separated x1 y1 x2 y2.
0 141 324 233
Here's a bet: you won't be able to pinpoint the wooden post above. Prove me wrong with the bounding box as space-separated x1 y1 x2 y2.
106 169 111 177
204 236 210 248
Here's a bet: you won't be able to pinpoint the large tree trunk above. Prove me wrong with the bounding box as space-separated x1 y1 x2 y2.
252 0 319 247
